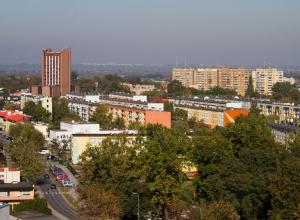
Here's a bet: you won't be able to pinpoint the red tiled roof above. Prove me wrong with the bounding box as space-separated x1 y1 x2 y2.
0 110 30 122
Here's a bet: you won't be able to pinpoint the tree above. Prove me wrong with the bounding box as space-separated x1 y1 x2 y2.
79 184 121 220
9 124 45 181
172 108 188 121
79 136 144 218
112 117 126 129
137 125 187 217
49 98 80 129
272 82 293 100
23 101 51 123
203 200 239 220
89 104 113 129
4 102 17 110
246 75 255 98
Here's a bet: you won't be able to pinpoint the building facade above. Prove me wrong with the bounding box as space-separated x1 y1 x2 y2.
172 68 195 87
191 68 218 91
0 110 30 132
71 131 137 164
252 68 283 96
41 48 71 97
0 168 34 204
174 104 249 128
20 93 52 113
171 67 250 96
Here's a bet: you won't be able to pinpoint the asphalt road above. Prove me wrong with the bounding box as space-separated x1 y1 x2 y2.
38 175 79 220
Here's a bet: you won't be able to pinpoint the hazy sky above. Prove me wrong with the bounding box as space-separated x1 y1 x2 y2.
1 0 300 65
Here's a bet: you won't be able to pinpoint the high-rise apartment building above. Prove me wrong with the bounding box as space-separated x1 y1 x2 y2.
41 48 71 97
172 68 195 87
252 68 283 96
192 68 218 91
218 68 250 96
171 67 250 96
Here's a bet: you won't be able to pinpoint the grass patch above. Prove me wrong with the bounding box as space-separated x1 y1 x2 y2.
12 197 52 215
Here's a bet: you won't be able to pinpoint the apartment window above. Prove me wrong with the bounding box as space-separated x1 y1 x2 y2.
0 191 8 196
21 191 30 196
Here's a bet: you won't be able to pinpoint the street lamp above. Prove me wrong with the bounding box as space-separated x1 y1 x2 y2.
132 192 140 220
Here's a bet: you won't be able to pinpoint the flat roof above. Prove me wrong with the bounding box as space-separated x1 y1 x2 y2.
0 182 34 191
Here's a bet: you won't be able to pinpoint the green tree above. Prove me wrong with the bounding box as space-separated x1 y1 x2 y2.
23 101 51 123
9 124 45 181
49 98 80 129
246 75 255 98
172 108 188 121
203 200 239 220
272 82 293 100
137 125 187 217
79 184 121 220
89 104 113 129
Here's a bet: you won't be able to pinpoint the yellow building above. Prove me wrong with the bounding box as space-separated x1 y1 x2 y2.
171 67 250 96
172 68 195 87
71 131 137 164
191 68 218 91
257 101 300 122
218 68 250 96
252 68 283 96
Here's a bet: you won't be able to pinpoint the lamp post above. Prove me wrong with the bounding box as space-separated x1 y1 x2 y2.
132 192 140 220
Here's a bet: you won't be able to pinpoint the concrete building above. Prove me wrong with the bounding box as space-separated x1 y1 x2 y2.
191 68 218 91
172 68 195 87
269 123 300 144
41 48 71 97
171 67 250 96
20 93 52 113
257 101 300 123
49 121 100 145
0 168 34 204
71 130 137 164
218 68 250 96
0 168 20 183
0 110 31 132
252 68 283 96
174 104 249 128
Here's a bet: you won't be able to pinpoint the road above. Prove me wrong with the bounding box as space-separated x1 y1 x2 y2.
1 132 80 219
38 175 79 220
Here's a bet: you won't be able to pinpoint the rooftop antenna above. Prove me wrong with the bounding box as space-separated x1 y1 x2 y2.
185 56 187 69
176 56 178 67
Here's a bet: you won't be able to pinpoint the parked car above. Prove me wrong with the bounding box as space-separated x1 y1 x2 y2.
49 184 56 189
61 180 74 187
44 173 49 179
47 155 56 160
40 149 50 155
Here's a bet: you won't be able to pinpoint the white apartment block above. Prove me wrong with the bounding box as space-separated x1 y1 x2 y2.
0 168 20 183
252 68 283 96
20 93 52 113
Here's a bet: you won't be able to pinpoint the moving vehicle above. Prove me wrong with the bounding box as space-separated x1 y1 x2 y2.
49 184 56 189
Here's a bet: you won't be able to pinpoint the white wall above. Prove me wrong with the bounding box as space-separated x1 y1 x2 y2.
85 95 100 103
133 95 147 102
147 103 164 111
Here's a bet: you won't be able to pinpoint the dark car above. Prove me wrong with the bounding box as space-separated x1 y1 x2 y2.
49 184 56 189
44 173 49 179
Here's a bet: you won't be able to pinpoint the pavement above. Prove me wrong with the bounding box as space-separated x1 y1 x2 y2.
13 211 59 220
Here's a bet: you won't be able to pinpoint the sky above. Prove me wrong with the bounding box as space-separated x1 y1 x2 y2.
0 0 300 66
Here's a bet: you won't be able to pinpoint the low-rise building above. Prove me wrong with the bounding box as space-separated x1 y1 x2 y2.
174 104 249 128
0 168 34 204
0 110 30 132
66 93 170 128
257 101 300 123
49 121 100 146
20 93 52 113
71 130 137 164
269 123 300 144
